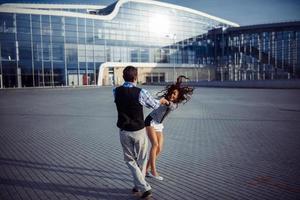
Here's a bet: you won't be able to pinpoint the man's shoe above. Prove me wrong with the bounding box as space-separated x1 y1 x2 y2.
146 171 151 177
140 190 152 199
132 187 139 193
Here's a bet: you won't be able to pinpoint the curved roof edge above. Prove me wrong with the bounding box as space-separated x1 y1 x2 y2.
131 0 239 27
96 1 118 15
0 0 239 27
1 3 105 9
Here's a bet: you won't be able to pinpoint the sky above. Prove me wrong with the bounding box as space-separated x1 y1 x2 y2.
0 0 300 26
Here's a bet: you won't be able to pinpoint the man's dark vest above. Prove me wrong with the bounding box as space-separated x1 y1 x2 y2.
114 86 144 131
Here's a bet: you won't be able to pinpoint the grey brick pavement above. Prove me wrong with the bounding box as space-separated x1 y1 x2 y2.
0 87 300 200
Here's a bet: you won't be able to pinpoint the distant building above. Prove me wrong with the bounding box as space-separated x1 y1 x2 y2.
0 0 238 88
1 0 298 89
191 22 300 81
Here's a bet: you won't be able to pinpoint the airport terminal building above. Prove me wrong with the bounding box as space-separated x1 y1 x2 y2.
0 0 299 88
191 22 300 81
0 0 238 88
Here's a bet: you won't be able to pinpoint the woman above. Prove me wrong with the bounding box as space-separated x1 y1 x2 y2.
145 75 194 180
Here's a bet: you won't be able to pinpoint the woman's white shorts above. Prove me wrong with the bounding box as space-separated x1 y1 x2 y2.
150 120 164 132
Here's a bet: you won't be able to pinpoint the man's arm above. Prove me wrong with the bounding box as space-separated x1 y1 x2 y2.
139 89 168 109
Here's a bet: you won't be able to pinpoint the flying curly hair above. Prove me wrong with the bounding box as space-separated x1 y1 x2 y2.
157 75 194 104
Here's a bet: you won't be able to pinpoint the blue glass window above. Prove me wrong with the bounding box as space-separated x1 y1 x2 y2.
33 43 42 61
0 13 15 33
42 43 51 61
52 43 64 61
66 44 78 63
1 41 16 61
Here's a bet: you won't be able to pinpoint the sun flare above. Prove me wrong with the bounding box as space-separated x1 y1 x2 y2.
148 14 170 36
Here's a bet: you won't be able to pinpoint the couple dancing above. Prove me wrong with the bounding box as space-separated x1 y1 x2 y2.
114 66 193 199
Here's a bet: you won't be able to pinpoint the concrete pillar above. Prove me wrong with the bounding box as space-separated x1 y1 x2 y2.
0 74 2 88
17 67 22 88
220 67 224 82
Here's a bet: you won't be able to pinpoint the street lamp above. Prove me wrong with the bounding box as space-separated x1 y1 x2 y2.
166 34 176 82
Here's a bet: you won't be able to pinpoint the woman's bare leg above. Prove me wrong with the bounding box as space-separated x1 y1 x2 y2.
156 131 164 158
146 126 159 176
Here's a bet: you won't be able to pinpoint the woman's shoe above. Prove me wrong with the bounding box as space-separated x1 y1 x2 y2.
148 172 163 181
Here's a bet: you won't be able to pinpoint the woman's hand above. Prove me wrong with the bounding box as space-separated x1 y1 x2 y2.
159 97 169 105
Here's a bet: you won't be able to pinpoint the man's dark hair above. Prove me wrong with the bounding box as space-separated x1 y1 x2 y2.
123 66 137 82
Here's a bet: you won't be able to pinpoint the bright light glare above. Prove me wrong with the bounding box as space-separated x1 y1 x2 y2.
148 14 170 36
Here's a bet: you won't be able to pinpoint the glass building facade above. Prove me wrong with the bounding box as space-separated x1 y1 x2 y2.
0 0 238 88
191 22 300 81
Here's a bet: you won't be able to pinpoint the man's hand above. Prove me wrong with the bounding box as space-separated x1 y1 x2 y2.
159 97 169 105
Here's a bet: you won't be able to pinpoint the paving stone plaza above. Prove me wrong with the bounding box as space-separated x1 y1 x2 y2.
0 87 300 200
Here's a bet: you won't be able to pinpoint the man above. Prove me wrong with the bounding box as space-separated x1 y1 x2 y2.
114 66 168 199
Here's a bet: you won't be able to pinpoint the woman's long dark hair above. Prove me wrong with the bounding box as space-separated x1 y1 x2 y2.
157 75 194 104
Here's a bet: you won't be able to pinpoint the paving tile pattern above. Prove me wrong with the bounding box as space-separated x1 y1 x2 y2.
0 87 300 200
